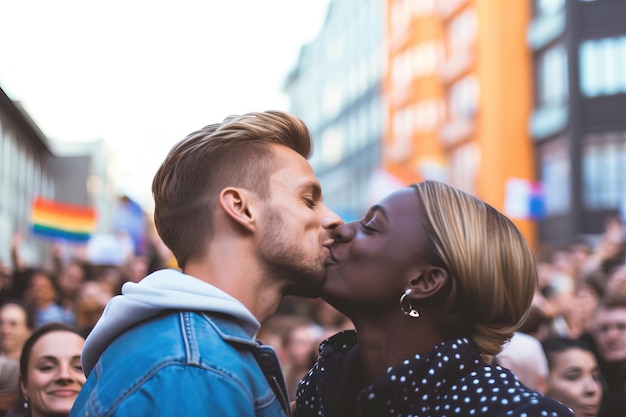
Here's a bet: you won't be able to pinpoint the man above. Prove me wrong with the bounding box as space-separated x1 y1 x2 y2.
70 111 342 417
591 294 626 416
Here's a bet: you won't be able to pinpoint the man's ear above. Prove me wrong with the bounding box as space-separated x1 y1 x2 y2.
408 267 449 299
219 188 257 232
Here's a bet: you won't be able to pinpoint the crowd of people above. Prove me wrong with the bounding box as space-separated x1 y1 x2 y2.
0 110 624 416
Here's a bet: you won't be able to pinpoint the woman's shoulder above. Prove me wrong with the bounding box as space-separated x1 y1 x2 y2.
450 364 573 417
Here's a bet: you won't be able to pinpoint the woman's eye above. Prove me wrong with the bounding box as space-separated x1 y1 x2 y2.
362 218 378 231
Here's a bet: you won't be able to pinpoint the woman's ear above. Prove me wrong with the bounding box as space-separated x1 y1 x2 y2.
409 267 449 299
219 188 257 232
19 375 27 403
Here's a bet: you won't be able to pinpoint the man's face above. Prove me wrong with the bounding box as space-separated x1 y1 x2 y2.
594 307 626 363
258 145 342 297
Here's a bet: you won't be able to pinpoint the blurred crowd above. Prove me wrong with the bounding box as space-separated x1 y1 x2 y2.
2 214 626 416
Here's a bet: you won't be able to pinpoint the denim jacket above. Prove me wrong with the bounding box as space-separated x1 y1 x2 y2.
70 270 290 417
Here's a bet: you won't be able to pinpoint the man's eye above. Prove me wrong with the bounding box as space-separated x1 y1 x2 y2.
304 198 316 208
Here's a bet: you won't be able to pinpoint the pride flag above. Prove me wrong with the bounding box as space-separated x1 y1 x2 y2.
31 197 97 242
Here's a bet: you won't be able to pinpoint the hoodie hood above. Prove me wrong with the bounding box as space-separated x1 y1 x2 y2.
81 269 260 375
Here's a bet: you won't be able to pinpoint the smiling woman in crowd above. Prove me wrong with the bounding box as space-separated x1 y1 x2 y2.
9 322 85 417
542 336 603 417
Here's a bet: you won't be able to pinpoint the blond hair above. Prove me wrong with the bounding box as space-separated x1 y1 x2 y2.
412 181 537 355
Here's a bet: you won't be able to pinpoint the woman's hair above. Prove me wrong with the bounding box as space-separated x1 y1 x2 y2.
541 336 596 370
0 356 19 397
152 110 313 269
0 299 36 331
412 180 537 355
19 322 84 385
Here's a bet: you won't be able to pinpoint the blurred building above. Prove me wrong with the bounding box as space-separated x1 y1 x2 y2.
529 0 626 247
286 0 626 250
385 0 536 246
0 86 116 266
284 0 386 221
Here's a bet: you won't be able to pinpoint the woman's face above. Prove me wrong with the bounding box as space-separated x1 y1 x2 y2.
547 348 602 417
21 331 85 417
25 274 58 308
322 187 428 312
0 303 31 356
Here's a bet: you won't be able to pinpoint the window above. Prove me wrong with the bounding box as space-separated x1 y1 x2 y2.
413 99 442 132
583 131 626 209
448 75 479 121
320 127 343 167
412 0 435 16
412 42 440 77
449 143 480 195
580 36 626 97
537 45 568 106
535 0 565 15
540 138 570 215
447 8 477 58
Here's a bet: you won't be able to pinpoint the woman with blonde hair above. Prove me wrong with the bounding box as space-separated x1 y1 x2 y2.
296 181 572 416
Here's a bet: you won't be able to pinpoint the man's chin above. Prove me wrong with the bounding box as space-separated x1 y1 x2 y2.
284 280 324 298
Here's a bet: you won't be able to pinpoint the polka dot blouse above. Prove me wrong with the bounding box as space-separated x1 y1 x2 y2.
296 331 573 417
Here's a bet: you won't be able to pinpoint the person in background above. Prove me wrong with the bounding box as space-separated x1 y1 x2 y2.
282 318 323 400
296 181 572 417
0 260 14 303
70 110 342 417
10 322 85 417
73 281 114 337
22 271 66 329
54 261 86 325
590 294 626 416
0 302 34 361
0 356 20 416
493 331 549 394
541 336 603 417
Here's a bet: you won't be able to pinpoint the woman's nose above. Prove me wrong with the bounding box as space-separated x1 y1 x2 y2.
330 222 357 242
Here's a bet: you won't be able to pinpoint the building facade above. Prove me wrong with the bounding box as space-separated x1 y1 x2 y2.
529 0 626 247
284 0 386 220
385 0 536 246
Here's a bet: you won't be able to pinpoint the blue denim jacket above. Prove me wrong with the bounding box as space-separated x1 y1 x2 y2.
70 311 290 417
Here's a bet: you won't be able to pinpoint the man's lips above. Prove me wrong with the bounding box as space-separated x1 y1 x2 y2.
324 245 339 264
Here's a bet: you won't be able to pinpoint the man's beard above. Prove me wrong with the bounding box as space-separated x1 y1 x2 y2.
259 208 326 298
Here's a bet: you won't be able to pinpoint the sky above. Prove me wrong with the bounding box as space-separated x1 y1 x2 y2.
0 0 329 209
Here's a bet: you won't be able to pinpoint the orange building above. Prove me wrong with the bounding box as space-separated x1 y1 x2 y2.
384 0 536 248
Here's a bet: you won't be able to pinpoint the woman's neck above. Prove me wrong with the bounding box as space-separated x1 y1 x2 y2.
352 314 447 385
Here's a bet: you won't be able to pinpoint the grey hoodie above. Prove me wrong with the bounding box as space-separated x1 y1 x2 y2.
81 268 260 375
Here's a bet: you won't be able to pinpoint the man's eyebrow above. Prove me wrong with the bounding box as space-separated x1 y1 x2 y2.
300 181 322 200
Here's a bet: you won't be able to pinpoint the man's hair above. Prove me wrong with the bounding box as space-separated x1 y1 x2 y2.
152 110 313 269
412 180 537 356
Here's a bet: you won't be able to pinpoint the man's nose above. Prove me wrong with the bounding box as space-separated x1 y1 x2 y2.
320 204 343 231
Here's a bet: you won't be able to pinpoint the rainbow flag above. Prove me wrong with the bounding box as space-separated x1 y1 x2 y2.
31 197 97 242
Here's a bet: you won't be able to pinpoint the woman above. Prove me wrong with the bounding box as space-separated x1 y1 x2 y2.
0 301 34 360
10 322 85 417
296 181 573 416
541 336 603 417
23 271 67 328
